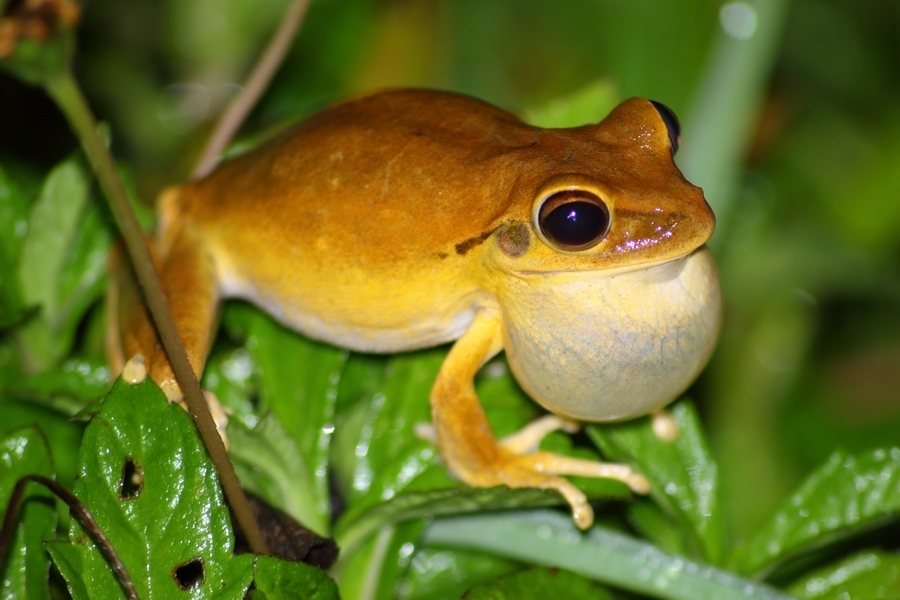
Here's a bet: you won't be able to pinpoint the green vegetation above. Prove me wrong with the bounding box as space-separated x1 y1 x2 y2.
2 0 900 597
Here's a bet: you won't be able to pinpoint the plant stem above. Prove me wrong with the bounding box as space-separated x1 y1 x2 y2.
192 0 311 179
43 68 269 556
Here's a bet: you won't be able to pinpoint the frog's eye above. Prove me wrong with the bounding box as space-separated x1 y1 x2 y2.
537 190 610 251
649 100 681 155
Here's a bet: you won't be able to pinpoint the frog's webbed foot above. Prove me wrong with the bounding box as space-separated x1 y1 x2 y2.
431 311 650 530
499 416 650 499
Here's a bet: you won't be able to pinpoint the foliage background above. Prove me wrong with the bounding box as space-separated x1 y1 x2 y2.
2 0 900 597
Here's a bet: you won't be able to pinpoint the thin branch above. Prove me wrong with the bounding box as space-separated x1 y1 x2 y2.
192 0 311 180
0 475 140 600
43 69 269 556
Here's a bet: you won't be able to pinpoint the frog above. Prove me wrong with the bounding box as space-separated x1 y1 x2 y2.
110 88 721 530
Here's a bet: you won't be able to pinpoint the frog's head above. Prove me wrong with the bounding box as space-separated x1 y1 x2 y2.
482 97 720 421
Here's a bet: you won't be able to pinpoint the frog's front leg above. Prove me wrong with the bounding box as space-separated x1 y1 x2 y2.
431 310 649 530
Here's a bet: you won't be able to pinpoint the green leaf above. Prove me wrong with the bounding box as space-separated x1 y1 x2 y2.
735 447 900 578
14 154 110 372
336 483 628 555
464 567 613 600
239 308 347 536
249 555 339 600
522 79 619 128
588 400 725 564
228 414 322 530
423 510 793 600
48 378 254 599
787 550 900 599
335 519 425 600
332 348 444 513
396 547 521 600
6 358 111 407
0 163 32 329
0 426 56 600
203 345 258 429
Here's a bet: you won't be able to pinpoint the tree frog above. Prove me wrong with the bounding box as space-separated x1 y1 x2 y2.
111 89 720 530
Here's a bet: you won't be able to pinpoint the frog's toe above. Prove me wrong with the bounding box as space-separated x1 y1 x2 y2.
122 354 147 384
511 450 649 495
491 460 594 530
499 415 580 454
414 422 438 445
650 408 679 442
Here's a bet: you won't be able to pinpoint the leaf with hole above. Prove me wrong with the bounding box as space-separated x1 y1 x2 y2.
46 378 255 599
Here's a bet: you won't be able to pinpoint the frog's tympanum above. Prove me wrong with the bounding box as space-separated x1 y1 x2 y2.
112 89 721 529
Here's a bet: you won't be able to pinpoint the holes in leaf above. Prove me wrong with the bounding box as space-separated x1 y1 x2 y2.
119 457 143 500
173 558 204 590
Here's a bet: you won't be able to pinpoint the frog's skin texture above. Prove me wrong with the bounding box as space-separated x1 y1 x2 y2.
112 89 721 530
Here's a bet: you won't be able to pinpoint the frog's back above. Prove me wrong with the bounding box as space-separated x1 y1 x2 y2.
165 90 541 351
179 89 538 266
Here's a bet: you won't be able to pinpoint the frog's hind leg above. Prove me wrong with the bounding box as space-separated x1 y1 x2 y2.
430 310 649 531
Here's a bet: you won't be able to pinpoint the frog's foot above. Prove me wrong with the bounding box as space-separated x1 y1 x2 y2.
122 354 148 384
456 448 650 530
122 354 231 448
650 408 679 442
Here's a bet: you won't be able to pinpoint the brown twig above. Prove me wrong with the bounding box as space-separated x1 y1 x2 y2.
192 0 311 180
0 475 139 600
43 70 269 556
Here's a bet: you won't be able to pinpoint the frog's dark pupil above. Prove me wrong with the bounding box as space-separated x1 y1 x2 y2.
542 200 608 248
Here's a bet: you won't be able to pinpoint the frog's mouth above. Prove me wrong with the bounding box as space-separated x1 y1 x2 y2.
514 247 700 280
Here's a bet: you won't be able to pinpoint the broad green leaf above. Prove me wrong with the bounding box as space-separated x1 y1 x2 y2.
6 358 110 407
14 154 110 372
0 163 32 328
48 378 254 599
0 426 56 600
423 510 793 600
336 520 425 600
17 155 90 360
335 483 630 555
625 499 693 558
332 348 444 512
464 567 613 600
396 547 521 600
0 396 84 486
228 414 323 530
588 401 725 564
239 308 347 536
522 79 618 128
735 447 900 578
787 550 900 599
203 345 258 429
249 555 339 600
